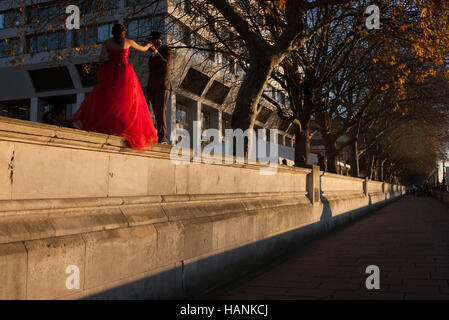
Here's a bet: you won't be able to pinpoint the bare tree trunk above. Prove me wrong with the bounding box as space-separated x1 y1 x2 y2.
367 152 375 179
350 139 360 177
380 159 386 181
326 140 338 174
231 56 277 154
294 122 310 166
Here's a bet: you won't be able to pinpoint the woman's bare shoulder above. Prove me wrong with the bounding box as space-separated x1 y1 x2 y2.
124 38 135 47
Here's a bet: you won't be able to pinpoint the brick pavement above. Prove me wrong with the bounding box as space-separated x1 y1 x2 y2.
218 196 449 299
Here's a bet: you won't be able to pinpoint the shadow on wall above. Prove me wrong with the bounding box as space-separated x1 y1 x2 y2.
83 220 328 300
84 197 393 300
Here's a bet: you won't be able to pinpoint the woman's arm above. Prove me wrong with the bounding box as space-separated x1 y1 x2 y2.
128 39 153 52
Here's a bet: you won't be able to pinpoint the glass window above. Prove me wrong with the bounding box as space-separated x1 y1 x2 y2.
126 20 138 38
27 3 64 24
264 84 275 99
126 17 164 40
78 0 119 12
126 0 147 6
0 38 20 57
276 91 285 105
0 100 30 121
222 115 231 137
201 110 210 130
74 24 113 47
28 33 66 53
0 10 20 29
97 24 111 43
176 105 188 127
221 54 228 68
139 18 152 38
236 65 245 78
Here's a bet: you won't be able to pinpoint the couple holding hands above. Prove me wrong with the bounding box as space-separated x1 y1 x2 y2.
73 23 172 150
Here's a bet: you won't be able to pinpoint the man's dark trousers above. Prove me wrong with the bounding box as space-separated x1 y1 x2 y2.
147 44 172 143
149 87 170 143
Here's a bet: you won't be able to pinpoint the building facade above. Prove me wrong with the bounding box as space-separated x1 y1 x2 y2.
0 0 310 164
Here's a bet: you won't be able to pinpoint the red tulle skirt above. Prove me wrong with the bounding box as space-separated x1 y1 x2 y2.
73 60 158 151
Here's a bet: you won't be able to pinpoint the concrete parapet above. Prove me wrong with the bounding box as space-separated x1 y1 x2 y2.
0 117 405 299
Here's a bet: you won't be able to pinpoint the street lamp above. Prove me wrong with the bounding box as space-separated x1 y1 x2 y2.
442 160 447 191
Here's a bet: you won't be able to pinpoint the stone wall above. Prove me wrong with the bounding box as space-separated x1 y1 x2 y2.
0 116 405 299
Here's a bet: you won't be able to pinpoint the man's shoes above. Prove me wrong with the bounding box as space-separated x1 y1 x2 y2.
160 141 168 145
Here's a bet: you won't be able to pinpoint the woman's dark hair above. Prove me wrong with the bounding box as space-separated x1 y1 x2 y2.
112 24 126 44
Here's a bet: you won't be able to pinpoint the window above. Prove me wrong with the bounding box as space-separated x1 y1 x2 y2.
97 24 113 43
27 3 64 24
76 63 102 87
222 114 231 137
180 68 210 96
201 110 210 130
27 32 66 53
257 106 273 123
176 105 188 128
276 91 286 105
264 84 276 99
167 20 191 45
41 95 77 121
78 0 120 12
0 38 21 57
0 100 30 121
126 0 149 6
74 24 114 47
208 44 215 62
236 64 245 78
205 81 230 105
28 67 74 92
127 17 165 40
201 110 211 148
0 10 20 29
279 120 290 132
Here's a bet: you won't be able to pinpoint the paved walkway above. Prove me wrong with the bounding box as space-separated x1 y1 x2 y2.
218 196 449 299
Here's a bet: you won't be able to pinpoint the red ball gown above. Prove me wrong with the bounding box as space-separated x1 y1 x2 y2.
73 48 158 151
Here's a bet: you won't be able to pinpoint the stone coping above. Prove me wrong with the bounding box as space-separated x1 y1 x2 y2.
0 116 310 175
0 191 304 213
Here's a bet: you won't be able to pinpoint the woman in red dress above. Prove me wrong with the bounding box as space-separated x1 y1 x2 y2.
73 24 159 151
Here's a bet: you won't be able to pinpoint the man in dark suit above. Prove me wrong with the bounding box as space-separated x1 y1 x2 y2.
146 31 172 144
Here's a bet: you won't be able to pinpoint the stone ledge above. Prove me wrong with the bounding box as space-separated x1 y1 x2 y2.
0 116 310 174
0 192 311 245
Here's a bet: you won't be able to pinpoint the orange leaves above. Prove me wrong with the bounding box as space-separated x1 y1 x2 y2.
420 8 428 18
279 0 286 10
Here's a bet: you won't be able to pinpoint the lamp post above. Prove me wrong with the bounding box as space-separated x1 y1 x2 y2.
442 160 447 191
